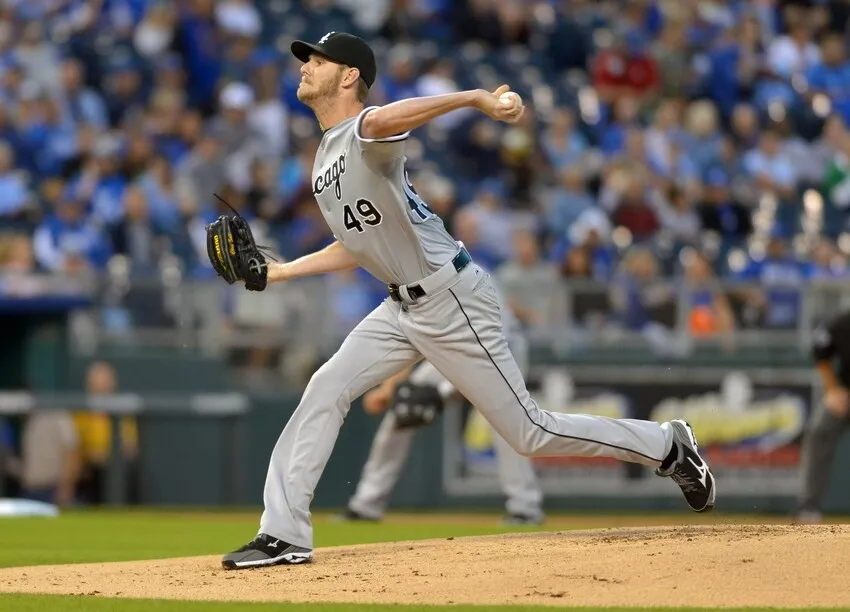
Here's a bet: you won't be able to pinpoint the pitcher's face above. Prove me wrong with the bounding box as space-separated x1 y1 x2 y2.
297 54 345 106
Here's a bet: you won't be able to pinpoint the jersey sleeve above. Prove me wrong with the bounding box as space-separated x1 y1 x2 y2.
354 106 409 157
812 320 838 362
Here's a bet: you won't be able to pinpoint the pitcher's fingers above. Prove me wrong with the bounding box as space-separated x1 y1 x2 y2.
492 84 510 97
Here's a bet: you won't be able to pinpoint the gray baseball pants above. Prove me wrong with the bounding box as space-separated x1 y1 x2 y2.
259 264 673 549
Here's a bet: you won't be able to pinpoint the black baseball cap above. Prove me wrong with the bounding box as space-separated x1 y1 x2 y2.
291 32 377 88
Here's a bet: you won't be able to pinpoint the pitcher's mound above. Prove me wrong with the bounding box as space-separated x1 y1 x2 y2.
1 524 848 608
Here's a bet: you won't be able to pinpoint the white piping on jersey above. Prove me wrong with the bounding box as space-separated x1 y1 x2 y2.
355 106 411 143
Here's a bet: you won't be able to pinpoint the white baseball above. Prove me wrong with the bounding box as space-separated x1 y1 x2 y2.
499 92 521 109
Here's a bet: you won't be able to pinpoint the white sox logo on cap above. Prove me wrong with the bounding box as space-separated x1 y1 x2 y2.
318 31 336 45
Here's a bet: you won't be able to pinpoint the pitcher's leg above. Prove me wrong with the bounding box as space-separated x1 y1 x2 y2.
259 302 419 549
404 273 671 467
347 410 415 519
491 425 543 520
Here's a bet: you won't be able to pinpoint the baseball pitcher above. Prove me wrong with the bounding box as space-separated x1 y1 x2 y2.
209 32 715 569
343 275 544 525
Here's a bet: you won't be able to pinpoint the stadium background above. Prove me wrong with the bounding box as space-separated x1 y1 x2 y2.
2 0 850 516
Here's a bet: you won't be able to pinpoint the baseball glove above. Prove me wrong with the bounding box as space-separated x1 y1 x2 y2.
391 381 445 430
205 195 275 292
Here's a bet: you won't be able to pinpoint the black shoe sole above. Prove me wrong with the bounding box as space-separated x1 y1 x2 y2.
222 552 313 570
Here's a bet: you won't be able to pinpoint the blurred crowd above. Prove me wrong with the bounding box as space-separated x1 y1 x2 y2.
1 0 850 340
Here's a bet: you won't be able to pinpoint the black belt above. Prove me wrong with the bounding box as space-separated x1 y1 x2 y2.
388 248 472 302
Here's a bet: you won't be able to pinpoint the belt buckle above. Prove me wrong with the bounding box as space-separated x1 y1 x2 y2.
388 284 401 302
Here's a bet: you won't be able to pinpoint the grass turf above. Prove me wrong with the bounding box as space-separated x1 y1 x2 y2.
0 597 835 612
0 510 553 568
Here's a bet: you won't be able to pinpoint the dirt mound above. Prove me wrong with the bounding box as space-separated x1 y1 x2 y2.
1 524 848 608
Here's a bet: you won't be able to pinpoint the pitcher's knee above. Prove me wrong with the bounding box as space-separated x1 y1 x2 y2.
302 363 353 414
500 430 545 457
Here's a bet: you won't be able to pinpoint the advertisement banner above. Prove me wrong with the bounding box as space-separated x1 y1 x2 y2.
442 366 813 498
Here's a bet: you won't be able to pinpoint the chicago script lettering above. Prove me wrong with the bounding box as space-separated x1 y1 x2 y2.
313 154 346 200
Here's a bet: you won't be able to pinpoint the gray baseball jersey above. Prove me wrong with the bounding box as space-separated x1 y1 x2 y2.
258 107 675 551
312 107 459 284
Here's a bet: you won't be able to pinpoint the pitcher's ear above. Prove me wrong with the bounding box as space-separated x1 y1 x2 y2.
343 66 361 88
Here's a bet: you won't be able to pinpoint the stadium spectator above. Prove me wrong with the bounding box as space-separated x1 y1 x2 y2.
17 405 80 508
0 142 33 225
681 248 735 340
73 362 139 505
545 166 595 241
32 187 110 273
495 228 559 330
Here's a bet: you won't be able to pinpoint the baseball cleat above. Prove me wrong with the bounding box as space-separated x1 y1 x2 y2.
501 513 544 526
656 419 716 513
334 508 382 522
794 510 823 525
221 533 313 569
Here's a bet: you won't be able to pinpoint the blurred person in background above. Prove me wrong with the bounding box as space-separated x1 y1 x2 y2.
248 52 289 160
8 380 80 507
102 52 146 128
804 31 850 126
549 207 615 282
133 0 179 60
649 15 693 99
742 128 798 202
58 57 108 131
822 115 850 210
705 15 766 122
0 141 34 226
32 187 111 273
798 307 850 524
216 0 262 83
697 134 753 242
655 184 701 246
14 21 61 95
591 31 659 107
458 179 535 268
806 237 847 279
680 248 735 342
729 103 761 151
729 226 807 330
0 233 43 296
108 185 164 274
74 361 139 505
611 245 681 354
544 165 595 242
177 0 223 114
540 107 589 174
495 228 559 331
681 99 724 179
600 166 660 243
0 416 16 497
598 96 641 158
760 10 819 116
209 81 269 193
644 99 686 183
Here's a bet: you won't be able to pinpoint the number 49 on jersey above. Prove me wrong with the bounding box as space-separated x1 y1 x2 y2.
343 198 382 233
